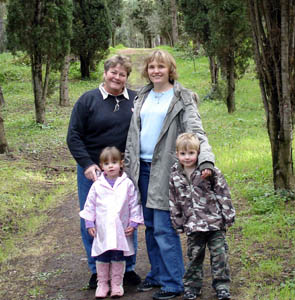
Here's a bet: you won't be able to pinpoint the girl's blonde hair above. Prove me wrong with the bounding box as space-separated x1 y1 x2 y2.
176 133 200 152
141 49 178 83
99 146 123 164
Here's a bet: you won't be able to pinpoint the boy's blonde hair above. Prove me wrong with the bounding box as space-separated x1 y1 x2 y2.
141 49 178 83
99 146 123 164
176 133 200 152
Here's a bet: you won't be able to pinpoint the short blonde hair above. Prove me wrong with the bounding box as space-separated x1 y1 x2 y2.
176 133 200 152
104 55 132 77
99 146 123 164
141 49 178 83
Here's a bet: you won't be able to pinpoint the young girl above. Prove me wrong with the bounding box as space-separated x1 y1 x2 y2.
80 146 144 298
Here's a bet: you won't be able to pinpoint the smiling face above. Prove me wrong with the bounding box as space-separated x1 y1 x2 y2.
176 148 199 169
103 64 128 96
147 60 170 87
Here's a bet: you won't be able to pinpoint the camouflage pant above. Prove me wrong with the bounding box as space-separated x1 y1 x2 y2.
183 230 230 292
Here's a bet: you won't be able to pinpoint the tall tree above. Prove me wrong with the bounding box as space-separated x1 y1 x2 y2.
107 0 123 47
130 0 153 48
207 0 252 113
0 1 6 52
6 0 73 124
71 0 111 78
148 0 173 46
179 0 252 113
179 0 219 93
247 0 295 190
170 0 178 46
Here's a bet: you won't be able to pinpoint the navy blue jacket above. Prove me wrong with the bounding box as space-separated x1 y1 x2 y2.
67 88 136 169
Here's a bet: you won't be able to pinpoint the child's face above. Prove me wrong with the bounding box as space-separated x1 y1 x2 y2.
176 148 198 169
100 159 122 179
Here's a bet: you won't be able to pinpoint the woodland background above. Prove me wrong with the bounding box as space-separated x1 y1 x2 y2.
0 1 295 299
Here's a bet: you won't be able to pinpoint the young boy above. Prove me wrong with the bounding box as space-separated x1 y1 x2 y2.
169 133 235 300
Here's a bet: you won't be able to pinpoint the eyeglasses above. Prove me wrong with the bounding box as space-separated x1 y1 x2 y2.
113 97 123 112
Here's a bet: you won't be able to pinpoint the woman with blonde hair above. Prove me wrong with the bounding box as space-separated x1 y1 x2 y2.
125 49 215 300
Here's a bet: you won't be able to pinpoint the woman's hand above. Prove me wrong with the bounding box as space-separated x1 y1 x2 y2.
201 168 212 179
125 226 135 237
84 164 101 181
87 227 96 237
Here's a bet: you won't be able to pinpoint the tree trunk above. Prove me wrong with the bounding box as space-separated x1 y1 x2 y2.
0 3 5 52
0 85 4 106
0 112 8 154
31 54 46 124
0 86 9 154
209 55 219 88
111 29 116 47
42 58 50 106
225 51 235 113
59 55 72 107
247 0 295 190
80 55 90 79
171 0 178 46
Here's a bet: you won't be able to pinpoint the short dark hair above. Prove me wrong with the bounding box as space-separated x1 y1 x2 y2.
104 55 132 77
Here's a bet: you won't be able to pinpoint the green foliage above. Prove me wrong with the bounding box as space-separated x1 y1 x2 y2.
107 0 123 29
129 0 154 46
71 0 111 77
207 0 253 77
106 0 123 46
179 0 253 77
1 46 295 298
6 0 73 64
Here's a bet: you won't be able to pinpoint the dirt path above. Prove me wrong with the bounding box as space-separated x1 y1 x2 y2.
0 49 241 300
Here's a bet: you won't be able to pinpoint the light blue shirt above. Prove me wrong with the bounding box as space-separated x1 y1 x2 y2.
140 88 174 161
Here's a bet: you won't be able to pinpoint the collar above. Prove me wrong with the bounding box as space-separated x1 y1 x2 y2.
99 83 129 100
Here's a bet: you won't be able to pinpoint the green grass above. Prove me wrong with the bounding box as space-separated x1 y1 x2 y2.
1 45 295 298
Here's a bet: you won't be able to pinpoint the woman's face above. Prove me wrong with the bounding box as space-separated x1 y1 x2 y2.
147 60 170 85
103 64 127 96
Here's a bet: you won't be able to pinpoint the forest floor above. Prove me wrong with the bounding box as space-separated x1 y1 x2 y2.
0 49 242 300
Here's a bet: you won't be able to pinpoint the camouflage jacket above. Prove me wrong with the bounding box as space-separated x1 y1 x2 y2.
169 162 235 234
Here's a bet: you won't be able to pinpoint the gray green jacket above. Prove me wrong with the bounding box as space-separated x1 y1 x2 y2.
124 81 215 211
169 162 235 233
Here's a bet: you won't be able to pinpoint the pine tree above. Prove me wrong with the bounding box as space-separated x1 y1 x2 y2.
6 0 73 124
71 0 111 78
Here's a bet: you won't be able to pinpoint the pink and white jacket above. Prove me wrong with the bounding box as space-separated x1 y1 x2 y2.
79 172 144 257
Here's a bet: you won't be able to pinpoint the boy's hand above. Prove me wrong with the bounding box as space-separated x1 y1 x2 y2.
125 226 135 237
201 168 212 179
87 227 96 237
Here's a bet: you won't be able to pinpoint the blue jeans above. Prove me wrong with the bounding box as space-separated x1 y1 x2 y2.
138 161 184 293
77 165 138 274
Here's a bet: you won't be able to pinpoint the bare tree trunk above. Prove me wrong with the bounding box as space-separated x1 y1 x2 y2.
209 55 219 87
171 0 178 46
111 29 116 48
226 51 235 113
247 0 295 190
0 3 5 52
80 55 90 79
31 54 46 124
0 86 9 154
42 58 50 105
0 85 4 106
59 55 72 107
